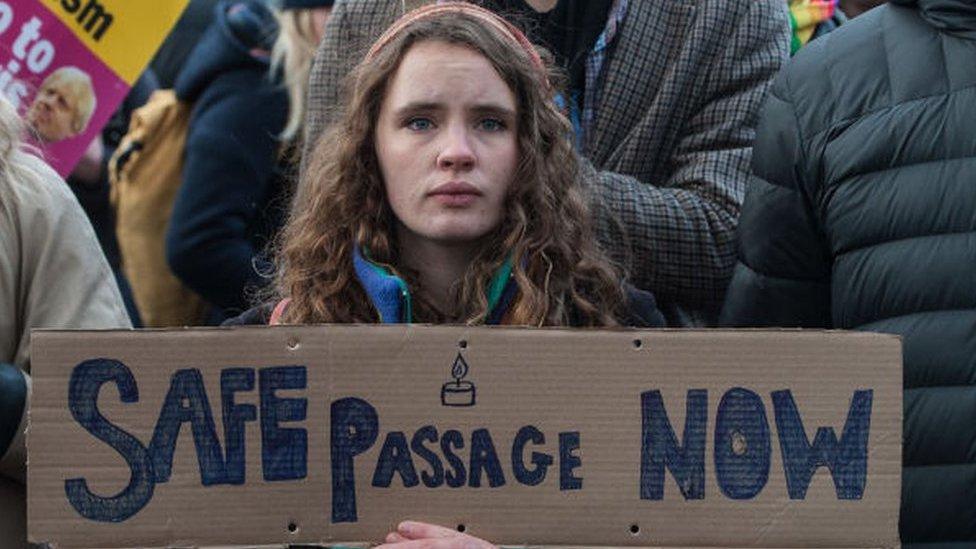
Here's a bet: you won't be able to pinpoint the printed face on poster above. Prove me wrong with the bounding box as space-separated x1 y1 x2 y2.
0 0 187 176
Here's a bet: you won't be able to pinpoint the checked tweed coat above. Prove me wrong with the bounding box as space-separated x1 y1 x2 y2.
302 0 790 324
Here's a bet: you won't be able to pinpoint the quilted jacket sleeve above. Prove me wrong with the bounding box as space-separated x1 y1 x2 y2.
719 70 833 328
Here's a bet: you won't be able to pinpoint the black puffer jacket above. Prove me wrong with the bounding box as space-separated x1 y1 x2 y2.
720 0 976 545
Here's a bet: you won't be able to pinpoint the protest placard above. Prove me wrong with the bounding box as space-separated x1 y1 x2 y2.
28 327 902 548
0 0 187 175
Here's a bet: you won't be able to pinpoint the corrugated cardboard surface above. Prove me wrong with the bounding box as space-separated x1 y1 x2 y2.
28 327 902 548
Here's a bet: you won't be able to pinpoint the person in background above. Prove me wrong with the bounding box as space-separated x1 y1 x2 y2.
272 0 335 152
721 0 976 543
789 0 887 55
68 69 160 327
151 0 222 88
788 0 846 54
165 0 332 323
301 0 789 326
0 94 131 547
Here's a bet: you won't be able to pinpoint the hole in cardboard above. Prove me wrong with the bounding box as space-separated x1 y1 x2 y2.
629 524 640 535
730 430 748 456
456 524 467 533
458 340 468 349
632 339 642 349
287 522 299 534
287 338 301 351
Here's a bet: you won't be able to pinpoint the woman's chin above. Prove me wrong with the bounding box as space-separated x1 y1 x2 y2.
415 219 498 245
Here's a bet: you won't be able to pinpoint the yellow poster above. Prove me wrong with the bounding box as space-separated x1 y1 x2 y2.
39 0 187 85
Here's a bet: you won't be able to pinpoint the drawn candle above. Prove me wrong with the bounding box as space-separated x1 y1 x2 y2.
441 352 475 406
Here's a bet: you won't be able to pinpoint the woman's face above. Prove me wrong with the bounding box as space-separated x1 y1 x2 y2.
374 40 518 248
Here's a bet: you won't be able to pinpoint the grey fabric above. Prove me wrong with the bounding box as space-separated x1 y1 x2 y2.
302 0 790 325
721 0 976 542
1 155 131 371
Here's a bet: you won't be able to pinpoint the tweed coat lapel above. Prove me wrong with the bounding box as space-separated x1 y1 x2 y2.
588 1 697 169
305 1 401 142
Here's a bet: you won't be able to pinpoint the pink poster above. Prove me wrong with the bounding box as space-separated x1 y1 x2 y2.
0 0 186 176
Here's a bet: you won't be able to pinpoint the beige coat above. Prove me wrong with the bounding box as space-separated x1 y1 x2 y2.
1 154 131 371
0 154 131 546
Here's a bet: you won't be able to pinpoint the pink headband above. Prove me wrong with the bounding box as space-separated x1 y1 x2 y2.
365 2 549 87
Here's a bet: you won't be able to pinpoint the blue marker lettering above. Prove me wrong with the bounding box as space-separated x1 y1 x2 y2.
640 389 707 500
468 428 505 488
65 359 154 522
772 389 873 500
411 425 444 488
714 388 770 499
558 431 582 490
512 425 552 486
259 366 307 482
330 397 378 523
148 369 226 485
220 368 256 485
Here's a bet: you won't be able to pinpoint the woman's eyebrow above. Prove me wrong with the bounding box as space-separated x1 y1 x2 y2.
393 101 443 116
469 104 516 118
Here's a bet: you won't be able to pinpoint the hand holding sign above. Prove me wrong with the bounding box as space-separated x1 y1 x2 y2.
379 521 496 549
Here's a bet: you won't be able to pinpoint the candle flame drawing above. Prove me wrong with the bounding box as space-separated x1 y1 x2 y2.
451 353 469 383
442 352 475 407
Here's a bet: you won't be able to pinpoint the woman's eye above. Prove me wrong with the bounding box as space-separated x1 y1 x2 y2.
479 118 506 132
406 117 433 131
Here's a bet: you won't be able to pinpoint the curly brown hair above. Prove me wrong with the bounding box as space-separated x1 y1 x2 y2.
274 10 627 326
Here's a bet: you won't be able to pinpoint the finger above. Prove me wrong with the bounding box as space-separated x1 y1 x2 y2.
385 531 409 543
375 537 494 549
397 521 463 540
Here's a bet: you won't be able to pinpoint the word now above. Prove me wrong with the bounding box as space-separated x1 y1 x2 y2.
640 388 872 501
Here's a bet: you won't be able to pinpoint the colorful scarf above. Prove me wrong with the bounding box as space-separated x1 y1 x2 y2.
789 0 838 54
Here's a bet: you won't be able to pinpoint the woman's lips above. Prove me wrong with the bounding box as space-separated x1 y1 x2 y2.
428 181 482 207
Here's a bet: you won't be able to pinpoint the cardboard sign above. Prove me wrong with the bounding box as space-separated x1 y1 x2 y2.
0 0 187 175
28 327 902 548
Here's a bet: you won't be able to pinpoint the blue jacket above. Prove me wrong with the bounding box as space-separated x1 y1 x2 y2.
226 250 666 327
166 0 289 322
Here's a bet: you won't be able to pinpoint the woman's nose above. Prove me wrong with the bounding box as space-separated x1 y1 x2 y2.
436 126 476 171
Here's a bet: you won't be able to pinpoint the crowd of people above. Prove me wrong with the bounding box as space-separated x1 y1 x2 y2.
1 0 974 546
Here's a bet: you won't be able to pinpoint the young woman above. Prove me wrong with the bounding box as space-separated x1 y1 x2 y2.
228 4 664 544
230 2 664 329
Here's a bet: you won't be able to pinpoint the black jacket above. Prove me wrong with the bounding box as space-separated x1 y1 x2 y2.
166 0 289 322
151 0 221 88
721 0 976 544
